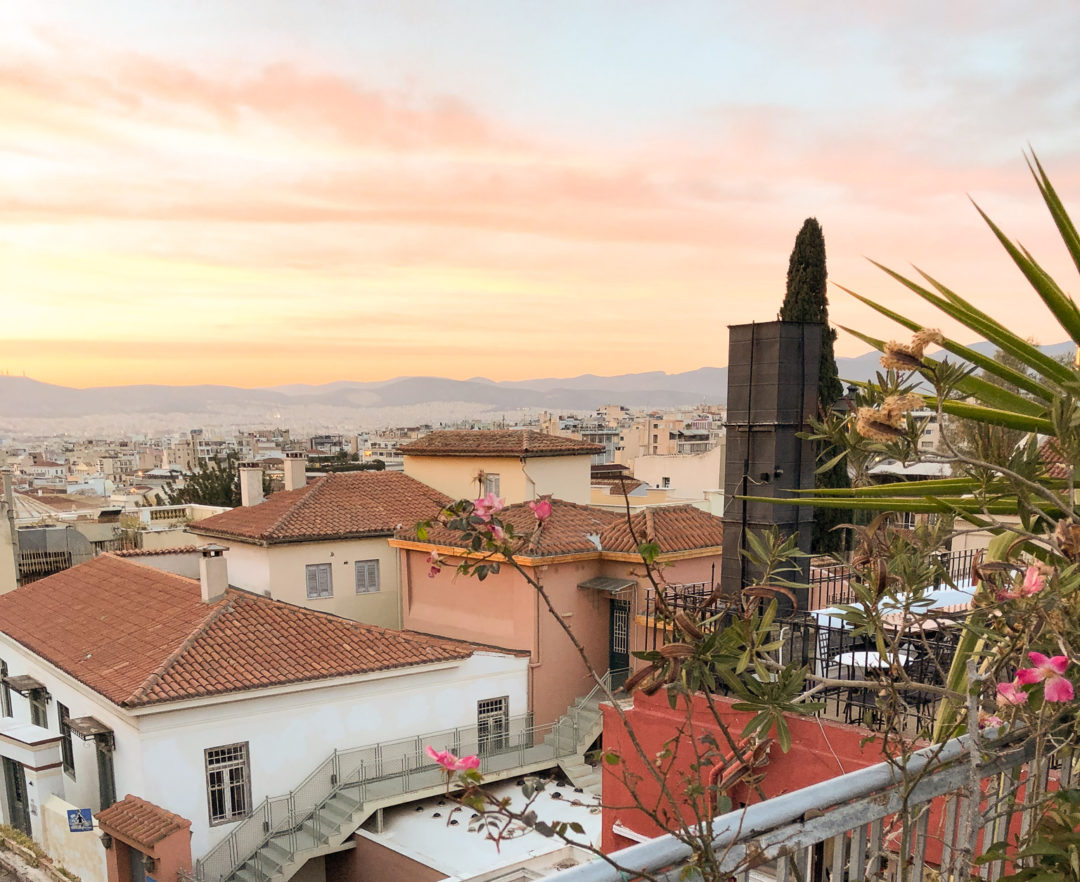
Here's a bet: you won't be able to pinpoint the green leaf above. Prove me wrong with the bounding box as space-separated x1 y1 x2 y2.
638 541 661 565
1028 150 1080 276
930 397 1054 434
837 298 1050 401
870 261 1075 387
971 196 1080 346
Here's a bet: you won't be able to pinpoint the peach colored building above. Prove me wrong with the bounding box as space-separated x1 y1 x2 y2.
399 429 603 505
391 500 724 727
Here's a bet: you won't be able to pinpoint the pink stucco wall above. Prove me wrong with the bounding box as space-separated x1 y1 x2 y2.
400 548 724 727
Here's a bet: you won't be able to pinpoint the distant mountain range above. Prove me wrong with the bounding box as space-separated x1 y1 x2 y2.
0 342 1073 423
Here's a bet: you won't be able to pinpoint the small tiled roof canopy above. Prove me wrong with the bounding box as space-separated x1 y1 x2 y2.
0 555 487 707
398 499 722 558
399 429 604 458
96 795 190 851
1039 437 1069 479
599 506 724 554
189 471 450 544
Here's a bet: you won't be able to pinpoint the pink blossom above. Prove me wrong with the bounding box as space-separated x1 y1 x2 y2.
482 521 506 542
528 498 553 523
1015 652 1074 702
1020 566 1045 596
978 711 1005 730
996 680 1028 706
425 745 480 772
426 551 442 579
473 493 505 521
998 565 1048 601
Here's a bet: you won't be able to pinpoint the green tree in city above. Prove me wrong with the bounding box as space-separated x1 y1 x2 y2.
164 453 270 507
778 217 851 551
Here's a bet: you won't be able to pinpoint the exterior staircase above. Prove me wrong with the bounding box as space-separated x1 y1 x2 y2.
195 673 622 882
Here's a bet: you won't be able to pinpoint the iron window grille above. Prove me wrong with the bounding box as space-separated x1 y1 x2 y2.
477 697 509 755
205 742 251 825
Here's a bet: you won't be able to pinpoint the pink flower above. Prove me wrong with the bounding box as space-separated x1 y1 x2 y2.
1015 652 1074 702
996 680 1029 706
978 711 1005 730
426 745 480 772
528 498 553 523
1020 566 1045 596
473 493 505 521
998 565 1047 601
426 551 442 579
482 521 506 542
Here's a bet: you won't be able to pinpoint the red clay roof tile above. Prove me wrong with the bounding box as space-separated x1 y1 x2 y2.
1039 437 1070 479
0 555 482 707
399 499 722 558
598 505 724 554
399 430 603 458
96 795 190 851
189 471 450 544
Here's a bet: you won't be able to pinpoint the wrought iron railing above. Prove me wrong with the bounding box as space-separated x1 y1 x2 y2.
808 547 979 611
544 729 1069 881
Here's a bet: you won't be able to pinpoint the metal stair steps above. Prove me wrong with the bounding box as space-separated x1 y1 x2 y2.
202 676 620 882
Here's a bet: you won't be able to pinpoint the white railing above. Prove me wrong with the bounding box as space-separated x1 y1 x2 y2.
195 710 583 882
544 728 1065 881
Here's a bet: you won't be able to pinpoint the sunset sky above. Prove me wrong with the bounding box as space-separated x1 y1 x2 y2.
3 2 1079 388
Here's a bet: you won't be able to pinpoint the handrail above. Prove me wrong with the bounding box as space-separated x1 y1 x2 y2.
195 695 601 882
543 729 1046 882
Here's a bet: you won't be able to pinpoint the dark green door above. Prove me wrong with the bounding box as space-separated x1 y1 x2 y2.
3 757 31 835
609 598 631 689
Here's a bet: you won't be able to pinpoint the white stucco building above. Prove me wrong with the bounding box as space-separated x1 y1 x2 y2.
0 552 528 882
186 469 450 628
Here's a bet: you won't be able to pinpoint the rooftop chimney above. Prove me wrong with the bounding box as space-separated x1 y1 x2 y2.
198 544 229 603
284 451 307 492
238 461 264 507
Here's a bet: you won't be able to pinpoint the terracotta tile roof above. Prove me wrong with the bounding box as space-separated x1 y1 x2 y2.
598 505 724 554
399 430 603 458
1039 437 1070 479
400 500 723 558
590 477 646 494
111 546 199 558
96 795 190 851
0 555 481 707
400 498 618 556
189 472 450 544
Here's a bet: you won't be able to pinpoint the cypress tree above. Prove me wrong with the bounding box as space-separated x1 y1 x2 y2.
778 218 851 553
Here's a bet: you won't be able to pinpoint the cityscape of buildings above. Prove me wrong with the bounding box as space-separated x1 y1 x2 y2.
2 4 1075 882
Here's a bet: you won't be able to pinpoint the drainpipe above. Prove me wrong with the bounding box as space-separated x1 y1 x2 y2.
2 470 18 588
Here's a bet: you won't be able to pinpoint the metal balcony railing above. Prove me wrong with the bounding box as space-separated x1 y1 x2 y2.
195 672 617 882
544 728 1068 881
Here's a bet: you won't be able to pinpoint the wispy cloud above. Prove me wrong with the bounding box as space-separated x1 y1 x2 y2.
2 10 1079 387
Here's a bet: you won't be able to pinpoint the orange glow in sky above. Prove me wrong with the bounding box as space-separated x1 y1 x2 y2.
3 3 1080 388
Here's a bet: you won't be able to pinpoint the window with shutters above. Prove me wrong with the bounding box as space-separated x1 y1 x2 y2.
29 690 47 728
354 560 380 594
483 473 500 496
305 563 333 599
58 703 75 778
205 743 251 825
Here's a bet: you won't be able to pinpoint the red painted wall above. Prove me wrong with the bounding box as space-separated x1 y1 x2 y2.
600 691 1046 871
601 692 904 853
